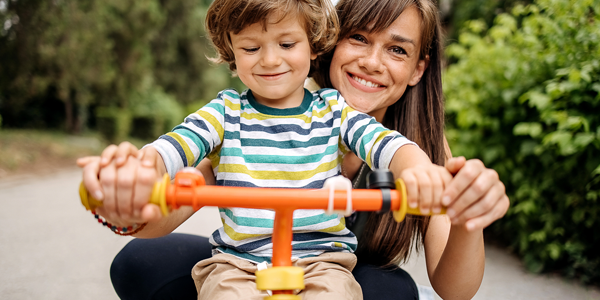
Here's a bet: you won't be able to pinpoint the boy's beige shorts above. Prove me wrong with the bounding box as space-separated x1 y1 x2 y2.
192 252 363 300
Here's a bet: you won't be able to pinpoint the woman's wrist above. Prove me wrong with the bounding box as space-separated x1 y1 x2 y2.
91 210 147 236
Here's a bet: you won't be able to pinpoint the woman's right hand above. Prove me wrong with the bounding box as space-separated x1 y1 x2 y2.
441 157 509 232
76 143 164 227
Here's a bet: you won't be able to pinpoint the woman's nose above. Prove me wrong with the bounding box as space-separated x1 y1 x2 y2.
260 46 282 67
358 47 383 73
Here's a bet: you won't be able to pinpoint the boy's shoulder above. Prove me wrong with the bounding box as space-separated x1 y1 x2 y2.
314 88 342 100
216 88 245 101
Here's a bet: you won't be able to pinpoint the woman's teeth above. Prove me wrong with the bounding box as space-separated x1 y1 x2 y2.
352 75 380 88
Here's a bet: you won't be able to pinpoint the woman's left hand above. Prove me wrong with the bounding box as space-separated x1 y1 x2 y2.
441 157 509 231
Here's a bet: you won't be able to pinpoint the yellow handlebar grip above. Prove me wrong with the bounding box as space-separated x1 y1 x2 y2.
78 174 171 216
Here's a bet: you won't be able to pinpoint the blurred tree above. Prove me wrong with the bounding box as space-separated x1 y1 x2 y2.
0 0 243 137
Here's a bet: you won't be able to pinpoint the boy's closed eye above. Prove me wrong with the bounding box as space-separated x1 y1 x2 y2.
280 42 297 49
243 47 260 53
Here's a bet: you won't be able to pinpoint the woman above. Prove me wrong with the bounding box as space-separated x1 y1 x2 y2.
80 0 509 299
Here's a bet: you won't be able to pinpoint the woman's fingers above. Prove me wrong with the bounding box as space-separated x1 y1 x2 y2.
442 159 485 207
459 186 509 231
446 169 497 223
81 157 104 200
77 156 96 167
115 141 139 167
100 145 119 167
99 162 118 219
445 156 466 175
141 204 163 223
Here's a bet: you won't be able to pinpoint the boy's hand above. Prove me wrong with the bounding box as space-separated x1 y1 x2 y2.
400 164 453 215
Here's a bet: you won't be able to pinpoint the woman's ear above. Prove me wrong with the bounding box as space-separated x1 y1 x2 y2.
408 55 430 86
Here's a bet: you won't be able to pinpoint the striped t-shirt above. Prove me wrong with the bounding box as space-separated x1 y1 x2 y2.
151 88 415 263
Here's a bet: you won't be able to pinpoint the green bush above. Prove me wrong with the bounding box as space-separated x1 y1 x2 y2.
443 0 600 283
130 87 185 140
95 107 132 144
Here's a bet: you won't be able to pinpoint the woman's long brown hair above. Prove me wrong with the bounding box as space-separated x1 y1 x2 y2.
312 0 446 266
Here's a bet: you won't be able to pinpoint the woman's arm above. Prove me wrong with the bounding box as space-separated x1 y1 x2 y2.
425 139 509 299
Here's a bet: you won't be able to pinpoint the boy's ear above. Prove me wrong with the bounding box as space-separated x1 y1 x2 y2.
310 52 318 60
408 55 429 86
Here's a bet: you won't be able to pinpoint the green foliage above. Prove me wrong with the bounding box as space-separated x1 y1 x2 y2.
443 0 534 42
444 0 600 283
130 86 185 140
0 0 243 134
95 107 132 144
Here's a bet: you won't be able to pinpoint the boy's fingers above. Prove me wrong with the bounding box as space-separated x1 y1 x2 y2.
414 171 432 214
401 171 419 209
82 158 104 200
133 166 158 218
115 157 137 219
115 142 139 167
99 163 118 218
429 167 445 214
442 159 484 206
100 145 118 167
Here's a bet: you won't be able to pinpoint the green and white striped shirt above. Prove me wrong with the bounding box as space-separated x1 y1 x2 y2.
151 88 415 263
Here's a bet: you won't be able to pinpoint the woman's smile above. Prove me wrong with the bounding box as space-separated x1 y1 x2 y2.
346 72 385 91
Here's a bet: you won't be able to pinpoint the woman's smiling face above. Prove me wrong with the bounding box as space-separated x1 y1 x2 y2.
329 5 427 121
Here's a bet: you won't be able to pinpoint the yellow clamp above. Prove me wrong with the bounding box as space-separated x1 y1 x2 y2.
78 174 171 216
263 295 302 300
392 178 446 222
256 266 305 291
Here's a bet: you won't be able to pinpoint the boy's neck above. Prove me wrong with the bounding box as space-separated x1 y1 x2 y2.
247 88 312 116
250 85 306 109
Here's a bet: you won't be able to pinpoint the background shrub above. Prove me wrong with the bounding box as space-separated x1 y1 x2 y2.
444 0 600 284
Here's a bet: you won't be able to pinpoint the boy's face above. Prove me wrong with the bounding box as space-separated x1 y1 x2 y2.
230 13 316 109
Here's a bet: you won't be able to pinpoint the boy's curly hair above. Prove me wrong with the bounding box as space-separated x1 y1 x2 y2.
206 0 339 72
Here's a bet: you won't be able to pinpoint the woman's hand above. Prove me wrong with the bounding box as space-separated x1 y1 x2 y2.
401 164 453 215
442 157 509 231
76 143 164 227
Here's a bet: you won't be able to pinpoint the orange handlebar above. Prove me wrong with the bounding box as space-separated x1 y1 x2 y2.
80 171 444 223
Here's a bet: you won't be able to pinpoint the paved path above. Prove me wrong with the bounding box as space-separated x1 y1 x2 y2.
1 169 599 299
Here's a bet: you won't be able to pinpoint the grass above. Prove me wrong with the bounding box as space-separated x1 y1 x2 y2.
0 129 110 178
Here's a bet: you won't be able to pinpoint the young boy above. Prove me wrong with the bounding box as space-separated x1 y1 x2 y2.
87 0 450 299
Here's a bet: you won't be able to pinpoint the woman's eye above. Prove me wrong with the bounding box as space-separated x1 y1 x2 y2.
281 42 296 49
243 47 259 53
390 46 406 55
349 34 367 43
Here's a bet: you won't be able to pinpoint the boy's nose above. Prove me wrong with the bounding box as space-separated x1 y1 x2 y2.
260 47 283 67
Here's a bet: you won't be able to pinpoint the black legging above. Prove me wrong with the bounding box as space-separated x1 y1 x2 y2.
111 233 419 300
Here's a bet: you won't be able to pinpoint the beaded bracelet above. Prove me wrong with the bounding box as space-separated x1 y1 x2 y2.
91 211 147 236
